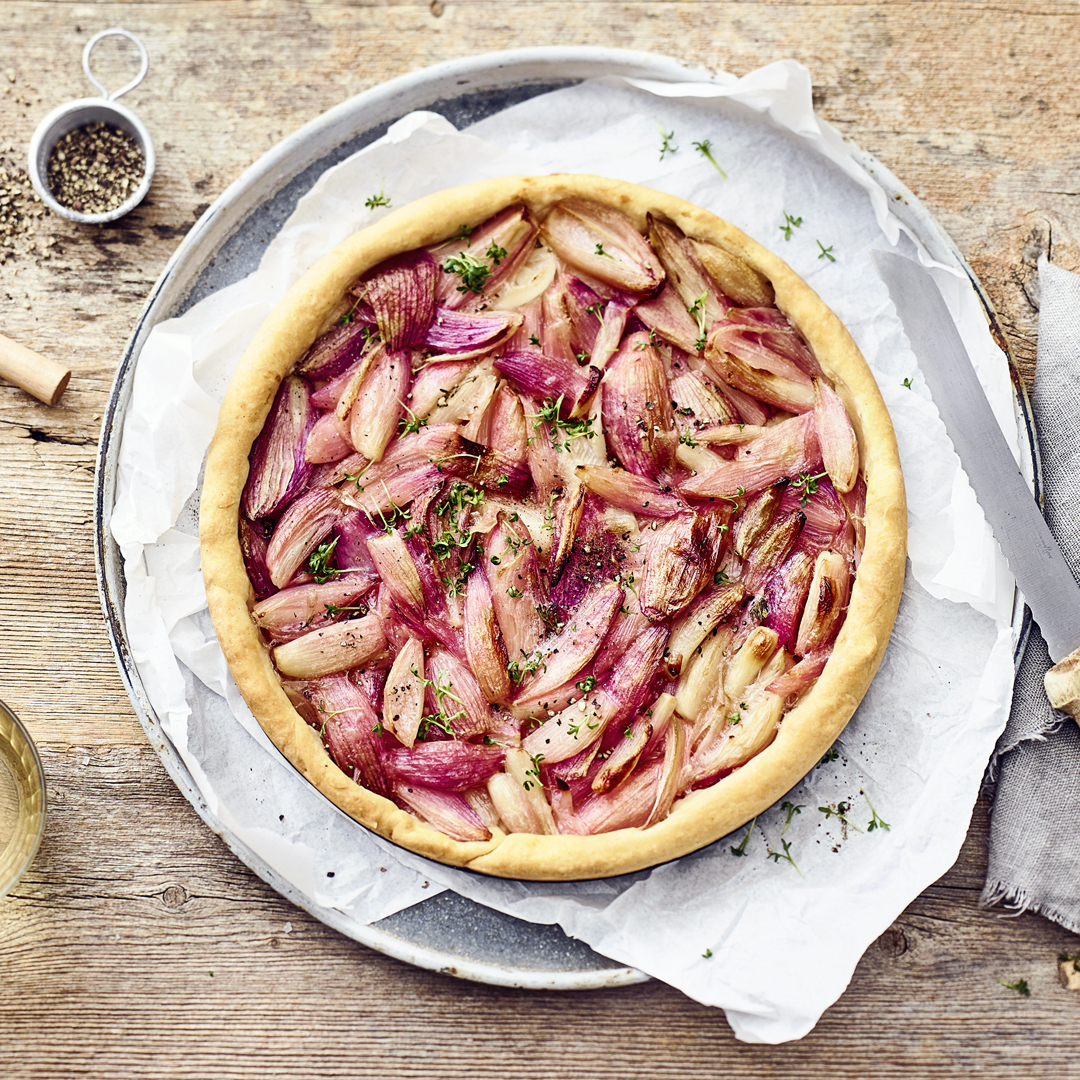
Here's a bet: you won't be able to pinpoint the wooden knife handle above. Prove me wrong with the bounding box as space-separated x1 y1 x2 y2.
0 333 72 406
1044 645 1080 726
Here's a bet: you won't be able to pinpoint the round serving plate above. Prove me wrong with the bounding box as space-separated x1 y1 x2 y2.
93 46 1035 990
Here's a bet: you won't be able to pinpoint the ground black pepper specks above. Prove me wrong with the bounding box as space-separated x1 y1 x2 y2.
0 150 50 264
46 121 144 215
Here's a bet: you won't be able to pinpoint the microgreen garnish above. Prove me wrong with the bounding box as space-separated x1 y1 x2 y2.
342 459 374 492
506 586 523 598
531 395 597 452
410 665 467 740
687 291 709 352
529 334 541 346
766 837 803 876
485 241 508 265
902 377 913 389
862 788 890 832
501 533 532 558
730 817 756 857
323 602 370 619
456 223 473 243
816 240 836 262
724 485 747 510
692 139 728 179
441 562 475 597
713 569 730 585
507 654 546 685
397 402 428 436
442 251 491 294
998 978 1031 997
779 211 803 241
594 242 614 258
364 184 391 210
781 801 804 835
655 118 678 160
315 699 371 730
542 489 560 531
819 745 840 765
373 489 411 533
429 481 484 560
306 537 341 583
818 800 863 833
576 350 591 364
702 948 714 959
792 470 828 507
575 674 597 694
566 711 601 738
522 752 545 791
586 301 606 321
337 295 364 326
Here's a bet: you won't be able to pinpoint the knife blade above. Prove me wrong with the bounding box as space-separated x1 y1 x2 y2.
874 250 1080 718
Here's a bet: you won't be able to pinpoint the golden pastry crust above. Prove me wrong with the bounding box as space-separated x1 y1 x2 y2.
200 175 906 880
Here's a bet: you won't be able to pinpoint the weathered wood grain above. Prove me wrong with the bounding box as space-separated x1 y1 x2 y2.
1 2 1079 1077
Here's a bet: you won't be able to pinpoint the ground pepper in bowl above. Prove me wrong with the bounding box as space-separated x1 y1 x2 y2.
45 121 144 216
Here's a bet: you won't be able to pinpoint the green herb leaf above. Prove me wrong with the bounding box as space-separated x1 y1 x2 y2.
766 837 803 876
692 139 728 179
861 788 890 832
998 977 1031 997
781 800 804 835
730 817 756 857
530 396 597 453
306 537 341 584
816 240 836 262
655 118 678 161
687 291 709 352
364 184 391 210
442 251 492 294
779 211 803 241
791 470 828 507
398 402 428 436
818 801 864 833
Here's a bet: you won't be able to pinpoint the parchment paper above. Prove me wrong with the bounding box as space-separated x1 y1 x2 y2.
109 61 1017 1043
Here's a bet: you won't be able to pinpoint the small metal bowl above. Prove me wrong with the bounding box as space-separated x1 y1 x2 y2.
27 28 155 225
0 699 46 899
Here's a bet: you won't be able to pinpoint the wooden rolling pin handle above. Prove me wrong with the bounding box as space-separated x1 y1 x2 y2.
0 333 72 406
1044 643 1080 728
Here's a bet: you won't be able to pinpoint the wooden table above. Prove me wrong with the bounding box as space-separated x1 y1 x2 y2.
2 3 1078 1076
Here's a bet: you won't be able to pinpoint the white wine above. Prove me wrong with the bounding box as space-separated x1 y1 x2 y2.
0 701 45 897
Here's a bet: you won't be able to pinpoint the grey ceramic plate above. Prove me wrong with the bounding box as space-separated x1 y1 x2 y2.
93 46 1035 990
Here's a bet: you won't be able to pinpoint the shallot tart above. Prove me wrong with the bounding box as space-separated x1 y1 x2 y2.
199 174 906 881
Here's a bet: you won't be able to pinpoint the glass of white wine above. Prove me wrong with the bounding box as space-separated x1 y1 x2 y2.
0 700 45 897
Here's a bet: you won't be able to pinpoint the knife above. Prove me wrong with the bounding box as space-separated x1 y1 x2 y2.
873 250 1080 722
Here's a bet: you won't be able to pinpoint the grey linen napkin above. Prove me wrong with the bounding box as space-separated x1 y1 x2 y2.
981 256 1080 932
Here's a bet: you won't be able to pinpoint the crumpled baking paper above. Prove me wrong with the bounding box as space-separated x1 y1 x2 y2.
109 60 1017 1043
